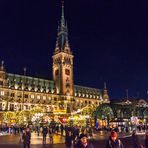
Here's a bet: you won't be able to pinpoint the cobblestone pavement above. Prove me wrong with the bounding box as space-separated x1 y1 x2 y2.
0 131 146 148
0 133 65 144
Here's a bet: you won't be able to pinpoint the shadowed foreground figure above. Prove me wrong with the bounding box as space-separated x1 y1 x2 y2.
22 128 31 148
74 134 94 148
145 132 148 148
132 130 143 148
106 131 124 148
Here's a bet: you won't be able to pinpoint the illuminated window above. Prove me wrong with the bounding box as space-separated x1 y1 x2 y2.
31 94 34 99
43 96 46 100
0 91 4 96
65 69 70 75
17 93 22 98
37 95 40 99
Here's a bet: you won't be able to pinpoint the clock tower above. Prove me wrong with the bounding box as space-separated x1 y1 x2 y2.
52 2 74 99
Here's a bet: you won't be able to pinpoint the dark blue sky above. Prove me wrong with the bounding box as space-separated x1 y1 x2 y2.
0 0 148 99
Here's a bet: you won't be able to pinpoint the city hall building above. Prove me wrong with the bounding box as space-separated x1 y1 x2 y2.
0 4 109 116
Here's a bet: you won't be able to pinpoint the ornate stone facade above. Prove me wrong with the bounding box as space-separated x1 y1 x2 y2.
0 3 109 115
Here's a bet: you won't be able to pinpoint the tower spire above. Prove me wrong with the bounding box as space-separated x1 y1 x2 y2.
104 82 107 90
0 60 5 71
103 82 110 102
61 1 65 28
126 89 129 100
54 1 71 54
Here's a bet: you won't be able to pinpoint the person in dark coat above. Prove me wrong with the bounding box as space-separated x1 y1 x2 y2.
65 131 73 148
106 131 124 148
60 124 64 135
79 129 87 140
132 130 141 148
74 134 94 148
22 128 31 148
145 132 148 148
42 126 48 144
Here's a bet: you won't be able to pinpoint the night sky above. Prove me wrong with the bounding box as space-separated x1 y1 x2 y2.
0 0 148 99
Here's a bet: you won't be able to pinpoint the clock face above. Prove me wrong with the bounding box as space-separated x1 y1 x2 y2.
65 69 70 75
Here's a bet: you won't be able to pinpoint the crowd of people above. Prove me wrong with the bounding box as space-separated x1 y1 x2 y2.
1 123 148 148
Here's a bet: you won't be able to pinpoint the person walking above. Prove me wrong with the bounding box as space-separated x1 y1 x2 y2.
65 131 73 148
106 131 124 148
49 128 54 144
60 124 64 135
132 130 141 148
145 131 148 148
22 128 31 148
42 126 48 144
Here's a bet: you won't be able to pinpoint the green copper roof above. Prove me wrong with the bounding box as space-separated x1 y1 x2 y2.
6 73 55 93
5 73 103 99
74 85 103 99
